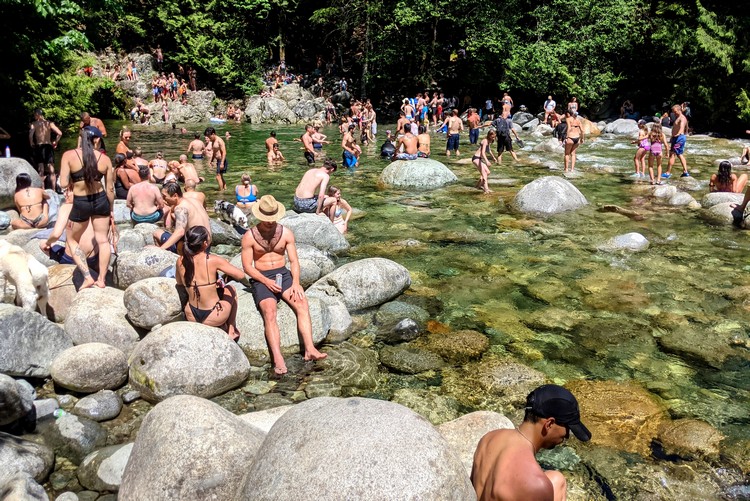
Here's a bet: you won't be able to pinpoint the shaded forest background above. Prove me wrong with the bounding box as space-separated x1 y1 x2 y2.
2 0 750 136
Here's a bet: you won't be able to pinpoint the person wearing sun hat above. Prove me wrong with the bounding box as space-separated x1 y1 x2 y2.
471 384 591 501
241 195 328 375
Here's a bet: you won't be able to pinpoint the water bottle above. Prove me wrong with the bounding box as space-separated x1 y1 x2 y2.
275 273 283 288
53 409 66 419
4 146 9 158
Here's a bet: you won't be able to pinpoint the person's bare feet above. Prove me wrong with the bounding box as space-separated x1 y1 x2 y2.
94 279 106 288
273 364 288 375
304 349 328 361
80 277 96 289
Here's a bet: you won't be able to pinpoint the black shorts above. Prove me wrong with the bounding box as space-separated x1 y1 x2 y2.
251 266 292 306
33 145 54 168
69 192 110 223
497 134 513 153
215 158 228 174
304 151 315 164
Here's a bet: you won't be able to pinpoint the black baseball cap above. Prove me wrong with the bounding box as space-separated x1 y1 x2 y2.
526 384 591 442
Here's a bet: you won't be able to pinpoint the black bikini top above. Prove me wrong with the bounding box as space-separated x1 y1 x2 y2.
70 150 105 182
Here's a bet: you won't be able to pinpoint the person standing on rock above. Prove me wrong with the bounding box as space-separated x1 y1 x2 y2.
155 45 164 72
543 96 556 124
28 108 62 191
664 104 690 178
472 384 591 501
241 195 328 374
153 182 211 254
205 127 227 191
293 159 337 214
445 109 463 157
187 133 205 159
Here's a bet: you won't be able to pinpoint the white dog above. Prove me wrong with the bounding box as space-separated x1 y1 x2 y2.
0 240 49 316
214 200 249 229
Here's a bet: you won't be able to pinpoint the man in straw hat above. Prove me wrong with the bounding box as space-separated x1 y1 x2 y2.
241 195 328 375
471 384 591 501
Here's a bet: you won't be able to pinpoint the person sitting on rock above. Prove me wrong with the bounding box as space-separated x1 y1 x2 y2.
153 182 211 254
472 384 591 501
127 165 165 224
710 160 748 194
240 195 328 374
395 126 419 161
176 225 244 340
417 125 431 158
321 185 352 234
235 173 258 210
12 173 49 230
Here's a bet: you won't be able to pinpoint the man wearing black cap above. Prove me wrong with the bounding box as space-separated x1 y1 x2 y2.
471 384 591 501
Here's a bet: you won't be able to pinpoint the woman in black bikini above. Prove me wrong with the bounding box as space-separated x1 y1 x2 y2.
175 226 245 340
12 173 49 229
472 130 497 194
59 128 115 289
564 110 584 172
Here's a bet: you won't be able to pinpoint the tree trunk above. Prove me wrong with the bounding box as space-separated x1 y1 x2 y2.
361 2 369 98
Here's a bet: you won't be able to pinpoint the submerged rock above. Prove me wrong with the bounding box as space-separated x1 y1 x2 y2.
379 159 458 190
240 397 475 500
418 329 490 364
391 388 462 425
598 232 650 252
379 344 445 374
656 419 724 461
514 176 588 215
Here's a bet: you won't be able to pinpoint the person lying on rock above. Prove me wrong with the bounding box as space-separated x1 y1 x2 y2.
472 384 591 501
241 195 327 375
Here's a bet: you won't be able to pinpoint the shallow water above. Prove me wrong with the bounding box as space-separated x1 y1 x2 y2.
79 120 750 489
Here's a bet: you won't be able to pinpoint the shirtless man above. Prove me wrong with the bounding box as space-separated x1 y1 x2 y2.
293 159 337 214
445 109 464 157
501 92 514 116
267 143 285 163
179 154 203 185
152 182 211 254
472 385 591 501
205 127 227 190
302 124 316 165
395 127 418 160
127 165 164 224
187 133 205 159
467 108 481 145
265 131 279 155
396 112 410 136
80 112 108 138
664 104 689 178
149 152 168 184
241 195 327 375
341 124 358 169
132 148 149 170
183 179 206 208
417 125 431 158
402 99 415 121
28 109 62 190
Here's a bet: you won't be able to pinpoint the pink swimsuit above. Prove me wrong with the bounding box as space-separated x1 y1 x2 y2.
651 142 663 155
639 138 651 151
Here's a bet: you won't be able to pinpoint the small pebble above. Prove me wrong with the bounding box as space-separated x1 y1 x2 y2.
121 391 141 404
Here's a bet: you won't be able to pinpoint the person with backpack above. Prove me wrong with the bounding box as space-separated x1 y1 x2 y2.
492 113 520 163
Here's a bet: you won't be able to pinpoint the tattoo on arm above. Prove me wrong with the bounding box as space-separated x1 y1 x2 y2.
74 246 91 279
174 207 188 231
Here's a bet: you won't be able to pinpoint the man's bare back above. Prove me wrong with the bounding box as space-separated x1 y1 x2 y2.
179 161 200 184
265 136 279 152
295 168 329 199
448 116 463 134
177 197 210 235
398 134 418 155
188 139 204 155
127 181 163 216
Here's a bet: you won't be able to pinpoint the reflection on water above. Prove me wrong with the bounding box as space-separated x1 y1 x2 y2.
97 120 750 453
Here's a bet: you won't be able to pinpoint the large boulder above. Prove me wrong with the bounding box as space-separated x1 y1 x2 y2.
0 303 72 377
704 202 745 226
701 192 744 208
64 288 140 355
50 343 128 393
128 322 250 403
236 290 330 359
308 258 411 312
279 212 350 254
77 443 133 492
603 118 639 135
275 83 304 102
378 159 458 190
437 411 515 475
514 176 588 215
0 158 42 209
244 96 263 124
119 395 266 501
261 97 296 123
112 199 130 224
114 248 178 289
43 412 107 465
240 397 475 500
512 112 535 126
533 137 564 153
656 419 723 461
0 432 55 483
0 374 34 425
293 100 324 121
330 90 352 107
580 117 601 135
0 473 48 501
123 277 183 329
208 217 242 246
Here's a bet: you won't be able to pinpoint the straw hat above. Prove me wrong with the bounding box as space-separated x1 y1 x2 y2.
251 195 286 222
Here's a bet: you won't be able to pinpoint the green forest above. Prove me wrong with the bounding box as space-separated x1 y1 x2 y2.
2 0 750 134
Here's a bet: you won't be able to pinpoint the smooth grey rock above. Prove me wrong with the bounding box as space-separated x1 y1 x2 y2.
64 288 140 355
295 244 335 275
533 137 564 153
43 413 107 465
512 112 535 126
0 431 55 482
0 374 34 425
72 390 122 422
55 493 78 501
704 202 741 225
236 291 330 359
237 405 294 434
123 277 183 329
279 212 350 255
0 210 10 230
33 398 60 421
22 239 56 267
437 411 515 475
240 397 475 500
379 159 458 190
116 229 149 254
114 248 178 289
0 473 49 501
701 192 744 208
522 118 540 130
604 118 639 135
119 395 265 501
0 303 72 377
128 322 250 403
308 257 411 312
379 344 445 374
0 158 42 210
305 291 353 342
50 343 128 393
121 390 140 404
651 184 677 199
598 232 650 253
112 200 130 224
208 218 242 246
77 443 133 492
261 97 296 123
514 176 588 215
46 264 77 323
668 191 697 206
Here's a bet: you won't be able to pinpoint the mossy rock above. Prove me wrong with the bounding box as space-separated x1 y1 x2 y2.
417 330 489 364
656 419 724 461
379 344 445 374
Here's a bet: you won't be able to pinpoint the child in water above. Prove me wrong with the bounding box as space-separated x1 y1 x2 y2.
632 120 649 178
647 123 669 185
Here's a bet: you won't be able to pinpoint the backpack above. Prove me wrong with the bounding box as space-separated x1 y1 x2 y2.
554 121 567 141
493 117 510 138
